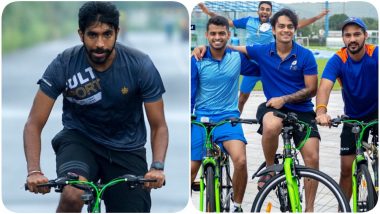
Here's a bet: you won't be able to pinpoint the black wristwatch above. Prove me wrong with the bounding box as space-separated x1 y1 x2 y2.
150 161 165 170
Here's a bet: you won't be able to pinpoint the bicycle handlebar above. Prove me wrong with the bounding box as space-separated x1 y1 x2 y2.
330 115 377 130
229 118 259 126
25 173 158 192
191 115 258 127
273 111 315 132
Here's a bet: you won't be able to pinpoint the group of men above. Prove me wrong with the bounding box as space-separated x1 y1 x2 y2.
191 1 378 212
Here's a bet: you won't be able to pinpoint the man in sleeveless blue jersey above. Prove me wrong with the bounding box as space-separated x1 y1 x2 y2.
193 8 320 212
191 16 259 212
24 2 168 212
315 17 378 202
198 1 328 113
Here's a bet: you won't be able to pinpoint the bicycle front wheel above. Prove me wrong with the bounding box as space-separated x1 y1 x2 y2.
251 167 350 212
356 163 376 212
205 166 216 212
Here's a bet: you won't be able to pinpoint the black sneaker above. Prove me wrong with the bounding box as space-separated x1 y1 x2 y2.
233 206 243 213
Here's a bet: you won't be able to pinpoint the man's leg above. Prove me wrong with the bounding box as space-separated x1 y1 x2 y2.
223 140 247 204
340 155 355 201
261 112 283 166
191 161 202 183
300 137 320 212
238 76 260 114
238 92 250 113
52 129 99 212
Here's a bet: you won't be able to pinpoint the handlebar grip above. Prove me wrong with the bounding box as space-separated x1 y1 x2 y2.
24 182 55 191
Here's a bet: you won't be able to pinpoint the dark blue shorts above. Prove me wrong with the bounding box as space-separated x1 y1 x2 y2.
51 129 151 212
256 102 320 147
340 111 378 156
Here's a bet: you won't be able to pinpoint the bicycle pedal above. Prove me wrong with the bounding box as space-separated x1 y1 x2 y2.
191 181 201 191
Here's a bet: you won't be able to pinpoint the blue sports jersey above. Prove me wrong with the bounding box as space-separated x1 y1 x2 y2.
38 43 165 151
246 42 318 112
191 47 259 116
322 45 378 118
233 16 274 45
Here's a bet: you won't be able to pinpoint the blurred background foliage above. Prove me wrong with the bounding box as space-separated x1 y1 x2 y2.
2 2 80 53
2 1 188 54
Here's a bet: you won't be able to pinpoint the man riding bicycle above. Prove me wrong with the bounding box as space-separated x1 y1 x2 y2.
191 15 259 212
24 2 168 212
315 17 378 202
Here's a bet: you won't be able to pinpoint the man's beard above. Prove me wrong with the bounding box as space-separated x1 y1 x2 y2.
347 41 365 55
84 42 116 65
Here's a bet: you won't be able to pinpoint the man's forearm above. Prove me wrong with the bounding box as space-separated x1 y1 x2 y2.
282 88 313 104
151 126 169 163
23 126 42 172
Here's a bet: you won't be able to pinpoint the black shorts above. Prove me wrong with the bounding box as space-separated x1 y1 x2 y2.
51 129 151 212
340 111 378 156
256 102 320 147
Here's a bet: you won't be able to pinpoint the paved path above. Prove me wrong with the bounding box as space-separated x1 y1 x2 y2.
191 91 346 211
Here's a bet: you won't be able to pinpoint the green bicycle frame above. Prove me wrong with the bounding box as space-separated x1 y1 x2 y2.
192 120 229 212
284 120 311 212
284 157 302 212
68 178 132 213
349 120 378 212
199 158 220 212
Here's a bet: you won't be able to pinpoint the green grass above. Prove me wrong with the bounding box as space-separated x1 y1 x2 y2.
241 58 341 91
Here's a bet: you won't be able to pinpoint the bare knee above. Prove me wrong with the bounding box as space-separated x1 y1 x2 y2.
303 153 319 168
232 155 247 171
340 166 352 178
262 114 282 136
57 186 84 212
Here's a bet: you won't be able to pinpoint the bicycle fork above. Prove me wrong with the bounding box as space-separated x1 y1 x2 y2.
284 157 302 212
281 129 302 212
352 155 366 212
200 159 221 212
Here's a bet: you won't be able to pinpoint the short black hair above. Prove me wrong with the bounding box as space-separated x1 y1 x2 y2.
207 15 229 31
258 1 272 10
78 1 120 32
270 8 298 30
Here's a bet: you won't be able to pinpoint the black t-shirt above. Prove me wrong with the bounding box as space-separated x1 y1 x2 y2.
38 43 165 151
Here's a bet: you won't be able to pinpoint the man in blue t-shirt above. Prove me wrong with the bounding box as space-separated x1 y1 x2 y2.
24 2 168 212
191 16 259 212
198 1 328 113
315 17 378 202
194 8 320 212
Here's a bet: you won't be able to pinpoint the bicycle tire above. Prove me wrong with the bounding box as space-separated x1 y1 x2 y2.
356 163 376 212
251 167 351 212
219 159 232 212
205 166 216 212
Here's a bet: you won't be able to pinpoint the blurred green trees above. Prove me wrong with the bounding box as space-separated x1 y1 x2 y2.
2 2 81 53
